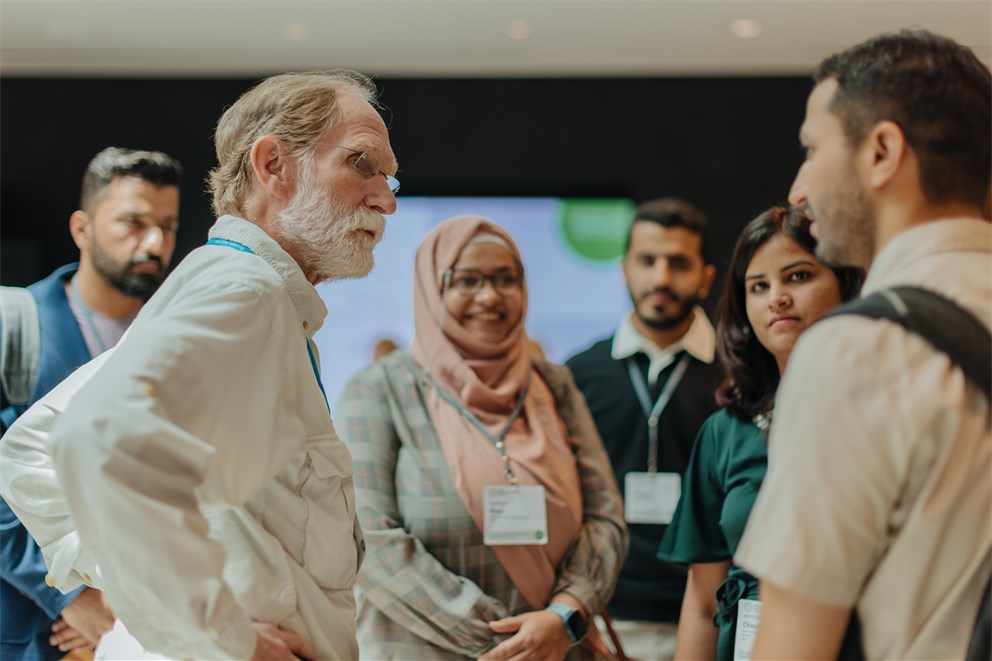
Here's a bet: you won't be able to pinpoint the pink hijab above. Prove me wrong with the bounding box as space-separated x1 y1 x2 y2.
410 216 583 610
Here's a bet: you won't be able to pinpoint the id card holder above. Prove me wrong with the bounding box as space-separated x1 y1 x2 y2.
733 598 762 660
483 485 548 546
624 472 681 524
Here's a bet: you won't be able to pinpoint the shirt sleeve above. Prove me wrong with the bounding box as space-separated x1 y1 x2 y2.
336 365 511 658
658 411 731 565
735 318 916 607
549 365 629 615
0 351 112 596
0 496 83 619
50 277 300 661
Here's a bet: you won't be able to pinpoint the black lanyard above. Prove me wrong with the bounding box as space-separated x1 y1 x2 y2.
626 353 691 473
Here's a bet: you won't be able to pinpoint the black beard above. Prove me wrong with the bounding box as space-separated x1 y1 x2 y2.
91 245 166 301
634 292 699 330
103 269 163 301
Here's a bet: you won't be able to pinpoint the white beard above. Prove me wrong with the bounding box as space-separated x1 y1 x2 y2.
276 156 385 282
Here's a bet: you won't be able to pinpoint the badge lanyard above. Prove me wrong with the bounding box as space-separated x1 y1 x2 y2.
70 275 109 356
626 352 691 473
206 237 329 413
428 372 531 486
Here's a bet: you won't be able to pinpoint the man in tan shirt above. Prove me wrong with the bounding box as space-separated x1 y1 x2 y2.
735 29 991 660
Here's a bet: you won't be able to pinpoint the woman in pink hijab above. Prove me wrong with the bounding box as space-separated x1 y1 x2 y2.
337 216 628 660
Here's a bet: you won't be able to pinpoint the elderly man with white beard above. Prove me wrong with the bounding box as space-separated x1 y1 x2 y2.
0 70 399 661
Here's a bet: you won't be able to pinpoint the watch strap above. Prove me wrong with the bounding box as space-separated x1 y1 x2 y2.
546 602 583 644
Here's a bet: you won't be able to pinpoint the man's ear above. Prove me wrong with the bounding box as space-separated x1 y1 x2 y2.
699 264 717 300
69 210 91 252
249 135 295 202
863 120 907 191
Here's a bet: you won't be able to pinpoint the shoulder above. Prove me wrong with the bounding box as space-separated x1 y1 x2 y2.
565 337 614 368
564 336 619 385
140 252 288 323
23 264 76 306
699 408 750 436
341 350 420 399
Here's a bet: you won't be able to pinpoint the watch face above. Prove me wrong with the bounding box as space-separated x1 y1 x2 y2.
567 610 589 640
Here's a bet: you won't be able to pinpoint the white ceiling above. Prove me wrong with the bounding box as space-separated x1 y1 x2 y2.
2 0 989 78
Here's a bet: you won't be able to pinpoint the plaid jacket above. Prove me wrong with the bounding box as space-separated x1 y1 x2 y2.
336 350 628 660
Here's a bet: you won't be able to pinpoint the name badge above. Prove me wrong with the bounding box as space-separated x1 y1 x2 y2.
624 472 681 524
733 598 762 660
483 485 549 546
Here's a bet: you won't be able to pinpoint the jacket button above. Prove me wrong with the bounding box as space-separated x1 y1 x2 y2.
360 539 366 552
45 574 56 587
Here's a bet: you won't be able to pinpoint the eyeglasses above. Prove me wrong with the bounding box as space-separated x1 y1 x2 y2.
443 269 524 295
317 144 400 193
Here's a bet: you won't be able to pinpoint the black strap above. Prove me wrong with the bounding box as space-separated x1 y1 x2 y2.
825 286 991 660
966 580 991 661
822 286 991 402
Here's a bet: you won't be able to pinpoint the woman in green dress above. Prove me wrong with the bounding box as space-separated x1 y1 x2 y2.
656 206 863 661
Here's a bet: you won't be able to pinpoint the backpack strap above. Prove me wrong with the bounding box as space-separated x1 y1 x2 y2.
827 286 991 660
822 286 991 402
0 286 41 406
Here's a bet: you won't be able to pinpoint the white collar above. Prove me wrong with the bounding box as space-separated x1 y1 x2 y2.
208 215 328 337
611 306 715 385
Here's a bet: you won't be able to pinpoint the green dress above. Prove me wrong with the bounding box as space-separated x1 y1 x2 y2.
657 408 767 661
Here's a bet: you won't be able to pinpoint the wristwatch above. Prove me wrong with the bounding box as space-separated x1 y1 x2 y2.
546 603 589 644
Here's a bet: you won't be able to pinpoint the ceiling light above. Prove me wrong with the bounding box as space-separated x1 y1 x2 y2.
504 19 532 41
282 21 311 42
729 19 762 39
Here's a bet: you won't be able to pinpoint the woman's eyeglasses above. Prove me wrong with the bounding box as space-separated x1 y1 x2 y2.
444 270 524 295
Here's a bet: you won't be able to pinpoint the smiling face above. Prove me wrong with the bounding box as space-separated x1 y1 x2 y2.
443 242 524 344
744 232 843 373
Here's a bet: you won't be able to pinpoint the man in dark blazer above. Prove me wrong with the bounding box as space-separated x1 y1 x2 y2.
0 146 182 661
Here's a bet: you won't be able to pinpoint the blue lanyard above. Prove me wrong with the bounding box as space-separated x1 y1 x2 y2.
206 237 329 413
626 352 691 473
69 275 109 356
427 371 531 485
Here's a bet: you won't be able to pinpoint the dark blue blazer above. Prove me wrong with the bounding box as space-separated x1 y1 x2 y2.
1 263 90 661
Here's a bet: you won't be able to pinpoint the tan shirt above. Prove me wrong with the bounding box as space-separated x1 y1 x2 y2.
736 218 992 660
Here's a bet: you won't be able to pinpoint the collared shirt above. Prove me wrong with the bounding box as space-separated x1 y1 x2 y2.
611 306 716 385
2 216 364 660
736 218 992 660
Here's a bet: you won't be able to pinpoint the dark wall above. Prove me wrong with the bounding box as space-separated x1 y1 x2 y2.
0 75 811 288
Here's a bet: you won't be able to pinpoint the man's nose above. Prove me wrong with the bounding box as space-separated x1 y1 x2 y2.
366 175 397 215
141 226 166 254
789 162 810 208
652 260 673 285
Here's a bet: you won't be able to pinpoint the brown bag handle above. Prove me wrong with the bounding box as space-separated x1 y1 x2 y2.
599 610 634 661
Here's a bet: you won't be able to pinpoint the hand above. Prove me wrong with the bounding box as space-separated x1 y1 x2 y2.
49 618 94 653
58 587 114 645
250 621 316 661
480 610 571 661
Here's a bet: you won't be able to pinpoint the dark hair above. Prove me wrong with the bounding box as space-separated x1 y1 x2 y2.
624 197 712 264
715 206 864 421
80 147 183 214
816 29 991 210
